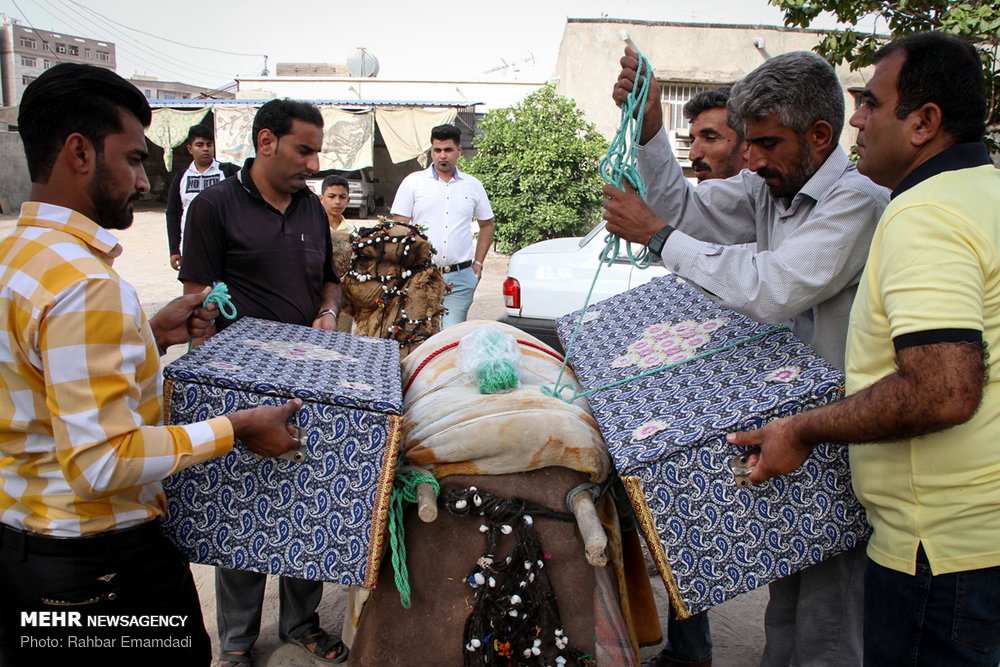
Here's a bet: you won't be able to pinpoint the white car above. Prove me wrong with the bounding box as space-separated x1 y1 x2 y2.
500 220 671 351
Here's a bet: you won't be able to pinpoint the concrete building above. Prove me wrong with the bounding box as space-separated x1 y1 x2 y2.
275 63 350 77
554 18 873 166
0 17 116 106
129 75 235 101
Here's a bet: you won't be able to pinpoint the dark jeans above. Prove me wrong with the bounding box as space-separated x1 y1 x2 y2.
865 548 1000 666
0 520 211 667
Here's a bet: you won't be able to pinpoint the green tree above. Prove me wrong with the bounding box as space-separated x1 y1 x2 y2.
463 84 609 254
771 0 1000 139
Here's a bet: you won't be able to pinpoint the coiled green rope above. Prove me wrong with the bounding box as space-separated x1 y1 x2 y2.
478 359 519 394
204 281 237 320
543 48 657 401
386 465 440 608
187 281 237 351
470 327 521 394
599 47 654 271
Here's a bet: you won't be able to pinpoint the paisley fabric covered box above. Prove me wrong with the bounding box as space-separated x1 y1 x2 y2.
161 317 402 587
555 275 870 616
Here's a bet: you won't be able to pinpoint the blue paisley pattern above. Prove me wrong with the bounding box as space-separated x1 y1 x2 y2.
161 318 402 585
555 276 870 614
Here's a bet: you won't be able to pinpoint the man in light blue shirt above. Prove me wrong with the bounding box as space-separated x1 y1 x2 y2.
606 50 888 667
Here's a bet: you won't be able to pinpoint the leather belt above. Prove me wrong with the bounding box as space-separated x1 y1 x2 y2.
438 260 473 274
0 519 161 556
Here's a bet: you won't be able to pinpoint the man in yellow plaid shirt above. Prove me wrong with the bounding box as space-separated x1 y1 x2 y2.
0 64 303 666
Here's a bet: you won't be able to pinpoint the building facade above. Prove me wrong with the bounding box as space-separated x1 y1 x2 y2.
555 18 873 165
0 18 116 106
129 75 235 101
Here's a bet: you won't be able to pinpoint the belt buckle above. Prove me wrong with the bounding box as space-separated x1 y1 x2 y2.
441 265 451 273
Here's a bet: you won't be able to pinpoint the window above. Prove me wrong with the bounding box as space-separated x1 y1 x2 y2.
20 56 36 67
849 89 864 112
19 36 36 49
22 75 35 86
43 59 50 69
68 45 79 56
84 48 90 58
56 43 67 54
96 51 110 62
659 81 722 165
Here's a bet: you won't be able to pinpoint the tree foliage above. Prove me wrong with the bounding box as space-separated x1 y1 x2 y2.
770 1 1000 135
463 84 609 254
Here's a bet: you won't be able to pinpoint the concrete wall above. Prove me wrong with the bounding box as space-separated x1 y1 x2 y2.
554 19 872 154
0 130 30 214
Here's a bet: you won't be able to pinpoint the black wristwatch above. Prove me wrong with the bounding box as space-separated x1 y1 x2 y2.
646 224 675 257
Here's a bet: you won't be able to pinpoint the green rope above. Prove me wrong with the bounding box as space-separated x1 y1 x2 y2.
469 327 521 394
543 49 789 404
544 48 658 401
204 281 237 320
542 326 791 403
187 281 237 351
386 466 440 608
599 47 654 271
599 50 651 199
478 359 519 394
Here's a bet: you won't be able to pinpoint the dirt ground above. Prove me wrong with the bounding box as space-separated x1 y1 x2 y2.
0 203 766 666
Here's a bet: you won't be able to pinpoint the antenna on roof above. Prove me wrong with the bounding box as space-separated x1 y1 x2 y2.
483 52 535 77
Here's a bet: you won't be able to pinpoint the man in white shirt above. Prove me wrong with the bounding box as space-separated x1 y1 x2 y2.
391 123 494 328
165 124 239 270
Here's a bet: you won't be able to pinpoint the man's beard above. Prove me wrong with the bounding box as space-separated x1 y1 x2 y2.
757 140 818 199
88 157 140 230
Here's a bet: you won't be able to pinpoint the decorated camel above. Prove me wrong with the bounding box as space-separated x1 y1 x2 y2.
339 222 660 665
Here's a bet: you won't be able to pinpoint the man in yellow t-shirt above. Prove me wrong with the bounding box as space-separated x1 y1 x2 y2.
729 32 1000 665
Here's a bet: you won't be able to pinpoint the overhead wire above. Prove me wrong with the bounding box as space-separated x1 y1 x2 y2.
36 0 237 85
10 0 64 64
65 0 265 58
23 0 219 84
58 0 237 77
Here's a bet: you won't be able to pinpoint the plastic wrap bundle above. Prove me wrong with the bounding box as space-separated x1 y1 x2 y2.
456 325 523 394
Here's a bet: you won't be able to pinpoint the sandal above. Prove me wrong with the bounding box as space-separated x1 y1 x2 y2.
218 650 253 666
283 629 348 664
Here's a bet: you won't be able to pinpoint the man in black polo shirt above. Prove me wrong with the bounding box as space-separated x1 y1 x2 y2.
179 99 345 665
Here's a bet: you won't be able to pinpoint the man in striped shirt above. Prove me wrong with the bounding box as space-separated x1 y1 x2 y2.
0 64 302 666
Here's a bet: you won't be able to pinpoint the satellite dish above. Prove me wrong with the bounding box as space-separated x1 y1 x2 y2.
347 49 380 77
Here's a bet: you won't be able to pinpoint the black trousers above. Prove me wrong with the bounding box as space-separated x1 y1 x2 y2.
0 520 212 667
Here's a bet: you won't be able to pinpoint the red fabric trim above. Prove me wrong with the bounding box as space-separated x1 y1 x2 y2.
403 339 564 396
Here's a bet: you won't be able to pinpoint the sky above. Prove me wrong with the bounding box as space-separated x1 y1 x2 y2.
0 0 878 90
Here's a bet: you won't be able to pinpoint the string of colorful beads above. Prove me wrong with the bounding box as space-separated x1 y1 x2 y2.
444 486 591 666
